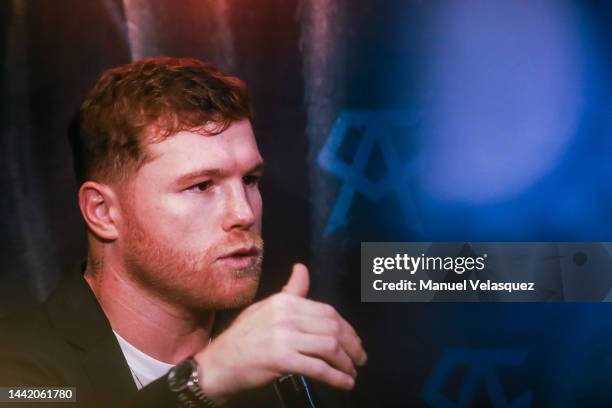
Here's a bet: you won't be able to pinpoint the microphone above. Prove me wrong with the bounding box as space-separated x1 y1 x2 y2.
274 374 317 408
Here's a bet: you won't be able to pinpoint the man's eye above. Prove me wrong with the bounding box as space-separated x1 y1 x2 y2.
243 175 261 186
189 181 212 192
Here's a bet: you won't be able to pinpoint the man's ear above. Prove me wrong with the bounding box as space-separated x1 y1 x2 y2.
78 181 120 241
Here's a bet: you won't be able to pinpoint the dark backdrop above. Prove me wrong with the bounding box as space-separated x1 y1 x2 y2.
5 1 612 407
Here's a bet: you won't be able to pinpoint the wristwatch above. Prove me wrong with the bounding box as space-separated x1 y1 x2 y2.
167 357 217 407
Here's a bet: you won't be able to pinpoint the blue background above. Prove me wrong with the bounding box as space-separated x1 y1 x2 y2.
3 0 612 406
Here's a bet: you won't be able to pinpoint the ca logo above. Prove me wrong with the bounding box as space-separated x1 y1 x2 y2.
317 110 422 235
422 348 532 408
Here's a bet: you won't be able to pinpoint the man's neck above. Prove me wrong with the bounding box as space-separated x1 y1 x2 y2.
84 256 214 364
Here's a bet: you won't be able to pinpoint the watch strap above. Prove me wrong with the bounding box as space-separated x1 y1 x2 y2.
168 357 218 408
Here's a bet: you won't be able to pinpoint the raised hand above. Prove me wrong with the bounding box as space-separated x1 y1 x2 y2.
194 263 367 401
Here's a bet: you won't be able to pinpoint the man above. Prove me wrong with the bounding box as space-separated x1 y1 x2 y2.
0 57 366 407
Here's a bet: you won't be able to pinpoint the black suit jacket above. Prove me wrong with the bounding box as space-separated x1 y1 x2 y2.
0 266 278 408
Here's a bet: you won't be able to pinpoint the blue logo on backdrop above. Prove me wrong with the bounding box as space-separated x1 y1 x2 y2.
422 348 532 408
317 110 421 235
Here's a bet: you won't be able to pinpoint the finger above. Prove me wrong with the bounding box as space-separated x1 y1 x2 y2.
293 333 356 377
291 301 367 366
292 314 367 367
281 263 309 298
284 354 355 390
287 299 368 366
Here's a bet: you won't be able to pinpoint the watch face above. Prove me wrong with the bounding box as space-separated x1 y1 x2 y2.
168 359 195 392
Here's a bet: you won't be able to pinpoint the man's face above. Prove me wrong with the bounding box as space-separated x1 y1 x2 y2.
116 119 264 312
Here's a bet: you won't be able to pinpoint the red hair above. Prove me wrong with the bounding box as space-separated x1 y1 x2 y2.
69 57 252 185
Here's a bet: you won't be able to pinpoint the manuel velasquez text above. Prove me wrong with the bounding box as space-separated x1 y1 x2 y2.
373 279 535 293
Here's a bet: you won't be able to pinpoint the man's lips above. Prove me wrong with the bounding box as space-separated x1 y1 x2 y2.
216 246 260 270
218 246 260 260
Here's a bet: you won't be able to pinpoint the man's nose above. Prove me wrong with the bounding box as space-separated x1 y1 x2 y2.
221 182 256 232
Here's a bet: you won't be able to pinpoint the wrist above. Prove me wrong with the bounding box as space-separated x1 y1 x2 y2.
194 348 229 404
167 356 220 407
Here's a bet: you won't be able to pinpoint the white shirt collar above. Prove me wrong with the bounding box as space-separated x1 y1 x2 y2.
113 330 175 389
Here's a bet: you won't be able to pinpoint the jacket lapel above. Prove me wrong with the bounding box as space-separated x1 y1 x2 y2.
45 264 137 406
82 333 137 406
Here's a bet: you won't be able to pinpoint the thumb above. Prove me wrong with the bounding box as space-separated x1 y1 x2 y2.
282 263 310 297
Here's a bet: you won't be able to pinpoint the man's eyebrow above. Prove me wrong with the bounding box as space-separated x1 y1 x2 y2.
246 161 265 174
175 161 265 185
175 168 225 185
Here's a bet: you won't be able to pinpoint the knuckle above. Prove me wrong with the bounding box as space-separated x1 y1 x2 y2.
323 304 336 318
325 337 340 354
329 320 342 337
309 360 326 377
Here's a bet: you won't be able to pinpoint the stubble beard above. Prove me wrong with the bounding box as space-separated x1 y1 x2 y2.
122 214 263 313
